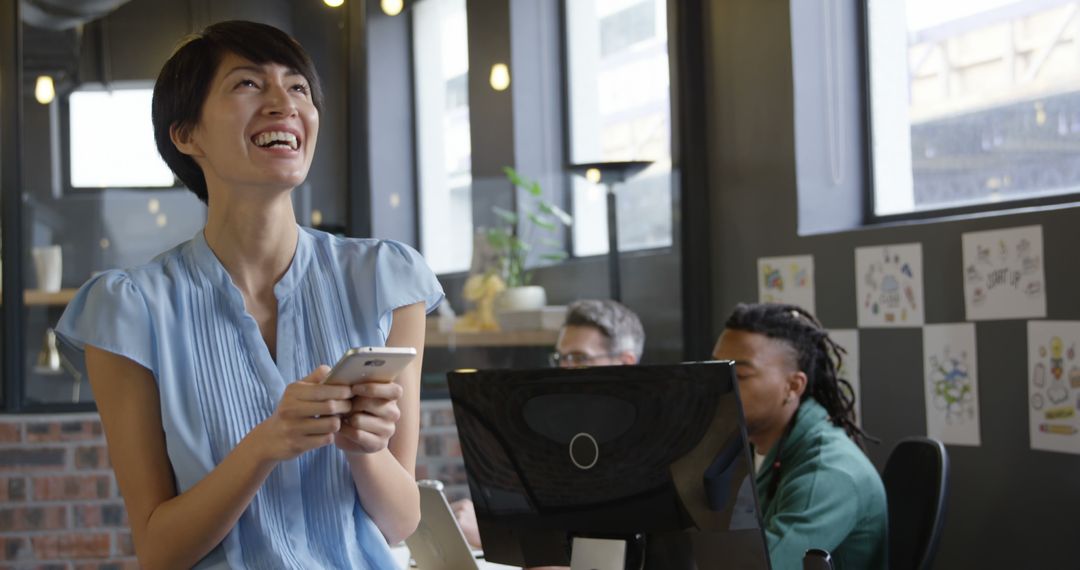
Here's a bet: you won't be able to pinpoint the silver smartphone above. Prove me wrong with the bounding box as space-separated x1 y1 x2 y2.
323 346 417 385
405 480 480 570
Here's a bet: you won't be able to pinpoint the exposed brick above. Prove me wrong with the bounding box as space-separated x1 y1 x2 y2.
0 505 67 532
422 434 444 457
446 436 462 458
0 423 21 443
432 461 468 486
426 409 457 427
0 478 27 502
0 448 66 471
0 536 31 561
74 446 110 470
31 534 110 560
25 421 102 443
115 532 134 557
73 504 127 529
32 476 111 501
74 561 139 570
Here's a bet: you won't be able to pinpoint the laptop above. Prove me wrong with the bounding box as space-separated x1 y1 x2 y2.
404 480 481 570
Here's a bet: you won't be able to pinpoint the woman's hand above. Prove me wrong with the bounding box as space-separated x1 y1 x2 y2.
334 380 404 454
451 498 482 549
253 365 353 462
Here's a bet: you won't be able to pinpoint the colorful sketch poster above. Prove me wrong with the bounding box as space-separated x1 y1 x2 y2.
923 324 981 446
829 329 861 427
855 243 924 328
757 255 815 314
962 225 1046 321
1028 321 1080 455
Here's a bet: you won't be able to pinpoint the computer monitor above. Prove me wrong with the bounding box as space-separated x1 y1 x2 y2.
447 361 771 569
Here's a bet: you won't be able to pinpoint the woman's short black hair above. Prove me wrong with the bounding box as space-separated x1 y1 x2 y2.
151 20 324 204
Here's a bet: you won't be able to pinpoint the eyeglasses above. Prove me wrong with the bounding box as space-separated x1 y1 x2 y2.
548 351 621 368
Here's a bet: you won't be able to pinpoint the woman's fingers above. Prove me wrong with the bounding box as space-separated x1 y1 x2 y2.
301 415 342 436
287 398 352 418
350 381 403 401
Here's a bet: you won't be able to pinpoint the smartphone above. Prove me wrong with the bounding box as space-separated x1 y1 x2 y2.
323 346 417 386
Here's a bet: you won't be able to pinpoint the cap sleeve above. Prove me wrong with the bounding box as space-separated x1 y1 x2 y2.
371 240 445 333
55 270 156 378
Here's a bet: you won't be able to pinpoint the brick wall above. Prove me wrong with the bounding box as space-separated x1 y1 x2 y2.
0 413 136 569
417 399 468 502
0 402 467 568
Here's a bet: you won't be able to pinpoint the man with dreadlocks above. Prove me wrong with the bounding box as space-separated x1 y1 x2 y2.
713 303 886 570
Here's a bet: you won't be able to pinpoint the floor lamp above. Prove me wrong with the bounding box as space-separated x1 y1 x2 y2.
567 160 653 302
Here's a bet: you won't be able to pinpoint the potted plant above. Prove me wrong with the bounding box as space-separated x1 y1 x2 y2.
486 166 572 312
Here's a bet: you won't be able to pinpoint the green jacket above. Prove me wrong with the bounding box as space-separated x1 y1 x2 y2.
754 399 887 570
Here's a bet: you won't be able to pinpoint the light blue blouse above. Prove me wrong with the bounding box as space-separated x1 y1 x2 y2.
56 226 444 569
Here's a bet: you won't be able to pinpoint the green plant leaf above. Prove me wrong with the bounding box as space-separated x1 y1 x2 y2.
526 182 542 197
540 252 569 261
487 228 510 249
503 166 526 188
492 205 518 225
538 201 573 225
527 213 557 232
539 237 563 248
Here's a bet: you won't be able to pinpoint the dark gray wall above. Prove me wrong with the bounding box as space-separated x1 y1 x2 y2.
700 0 1078 566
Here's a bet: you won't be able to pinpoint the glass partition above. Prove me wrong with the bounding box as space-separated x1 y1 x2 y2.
16 0 206 408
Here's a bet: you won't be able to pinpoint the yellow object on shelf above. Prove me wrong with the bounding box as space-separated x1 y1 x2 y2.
453 273 505 333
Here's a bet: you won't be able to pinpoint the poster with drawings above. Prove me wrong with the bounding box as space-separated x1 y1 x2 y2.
829 329 861 427
1028 321 1080 455
962 225 1046 321
923 324 981 446
757 255 815 315
855 243 924 328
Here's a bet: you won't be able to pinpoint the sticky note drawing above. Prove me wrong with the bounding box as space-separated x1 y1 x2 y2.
963 226 1047 320
929 349 976 426
856 244 924 328
923 323 981 446
757 256 815 315
1029 321 1080 455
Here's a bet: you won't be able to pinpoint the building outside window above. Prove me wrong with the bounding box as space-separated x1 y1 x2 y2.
565 0 673 256
868 0 1080 216
67 85 174 189
414 0 474 274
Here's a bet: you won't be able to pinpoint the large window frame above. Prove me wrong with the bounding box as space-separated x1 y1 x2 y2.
60 82 179 194
558 0 676 260
863 0 1080 225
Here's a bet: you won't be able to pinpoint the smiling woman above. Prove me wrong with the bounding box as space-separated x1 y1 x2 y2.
53 20 444 570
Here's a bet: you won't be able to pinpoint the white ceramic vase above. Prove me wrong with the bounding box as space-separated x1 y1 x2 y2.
494 285 547 313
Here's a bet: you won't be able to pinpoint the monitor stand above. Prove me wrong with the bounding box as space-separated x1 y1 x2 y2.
570 537 627 570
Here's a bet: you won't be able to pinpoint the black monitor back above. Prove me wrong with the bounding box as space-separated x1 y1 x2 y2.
447 362 771 569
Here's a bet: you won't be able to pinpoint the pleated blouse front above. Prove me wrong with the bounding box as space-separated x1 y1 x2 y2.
56 226 444 569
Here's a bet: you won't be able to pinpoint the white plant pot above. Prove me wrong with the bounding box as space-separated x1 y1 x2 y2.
494 285 547 313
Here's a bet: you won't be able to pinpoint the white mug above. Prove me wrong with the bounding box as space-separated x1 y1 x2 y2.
32 245 62 292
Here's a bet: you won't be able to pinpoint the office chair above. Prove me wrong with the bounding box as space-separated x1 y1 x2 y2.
882 437 949 570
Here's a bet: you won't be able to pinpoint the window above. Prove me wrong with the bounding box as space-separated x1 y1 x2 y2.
565 0 673 256
66 85 175 189
868 0 1080 216
414 0 474 274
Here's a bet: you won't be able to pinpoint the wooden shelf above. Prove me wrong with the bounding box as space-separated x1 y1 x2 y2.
0 289 79 306
426 327 558 348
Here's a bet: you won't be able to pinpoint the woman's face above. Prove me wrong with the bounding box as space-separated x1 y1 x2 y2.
181 51 319 197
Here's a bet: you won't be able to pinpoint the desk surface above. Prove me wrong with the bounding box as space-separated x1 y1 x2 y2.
390 544 520 569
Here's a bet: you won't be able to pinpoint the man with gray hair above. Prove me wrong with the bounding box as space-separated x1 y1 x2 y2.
550 299 645 367
452 299 645 554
